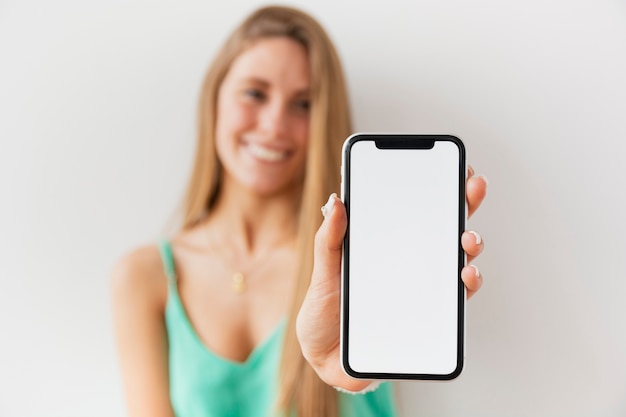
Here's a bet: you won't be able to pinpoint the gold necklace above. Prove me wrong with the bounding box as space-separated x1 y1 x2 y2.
225 248 281 295
232 271 246 294
206 225 294 295
215 243 253 295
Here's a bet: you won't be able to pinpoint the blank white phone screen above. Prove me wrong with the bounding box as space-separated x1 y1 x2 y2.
347 139 461 375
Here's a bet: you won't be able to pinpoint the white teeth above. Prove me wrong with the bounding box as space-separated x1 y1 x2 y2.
247 143 287 162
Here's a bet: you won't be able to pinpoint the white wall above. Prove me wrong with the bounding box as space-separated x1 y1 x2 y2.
1 0 624 416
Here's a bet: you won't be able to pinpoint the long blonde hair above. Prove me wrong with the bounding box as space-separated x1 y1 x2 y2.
180 6 351 417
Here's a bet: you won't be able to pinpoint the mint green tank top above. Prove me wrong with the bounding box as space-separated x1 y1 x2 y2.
158 240 398 417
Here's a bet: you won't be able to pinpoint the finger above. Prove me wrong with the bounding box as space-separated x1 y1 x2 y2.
462 264 482 299
462 230 484 264
468 164 475 178
311 194 348 289
467 174 487 218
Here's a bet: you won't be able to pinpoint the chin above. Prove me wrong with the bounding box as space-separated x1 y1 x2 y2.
250 181 301 198
240 173 304 198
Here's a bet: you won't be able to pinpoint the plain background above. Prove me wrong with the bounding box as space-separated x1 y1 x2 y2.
1 0 625 416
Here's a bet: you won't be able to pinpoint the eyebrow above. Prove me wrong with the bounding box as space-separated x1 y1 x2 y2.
243 77 269 87
241 77 310 96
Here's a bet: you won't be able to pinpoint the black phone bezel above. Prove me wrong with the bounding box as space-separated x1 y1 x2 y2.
341 133 466 381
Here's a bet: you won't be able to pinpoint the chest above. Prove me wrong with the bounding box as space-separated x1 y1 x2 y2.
166 299 286 417
173 249 298 363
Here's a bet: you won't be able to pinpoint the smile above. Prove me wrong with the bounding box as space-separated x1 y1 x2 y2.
246 143 290 162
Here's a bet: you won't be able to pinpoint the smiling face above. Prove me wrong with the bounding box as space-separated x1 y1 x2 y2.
214 37 311 198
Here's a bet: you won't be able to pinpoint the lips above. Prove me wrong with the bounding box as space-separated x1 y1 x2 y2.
245 142 290 162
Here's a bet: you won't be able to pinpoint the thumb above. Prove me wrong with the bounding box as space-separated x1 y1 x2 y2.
311 193 347 288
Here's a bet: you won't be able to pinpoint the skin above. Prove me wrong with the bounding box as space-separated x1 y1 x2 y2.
111 36 488 416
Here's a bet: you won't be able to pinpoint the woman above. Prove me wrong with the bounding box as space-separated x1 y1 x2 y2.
111 5 487 417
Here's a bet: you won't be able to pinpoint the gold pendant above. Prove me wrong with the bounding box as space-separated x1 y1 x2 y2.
232 272 245 294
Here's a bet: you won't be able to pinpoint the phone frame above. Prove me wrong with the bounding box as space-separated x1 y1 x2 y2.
340 133 466 381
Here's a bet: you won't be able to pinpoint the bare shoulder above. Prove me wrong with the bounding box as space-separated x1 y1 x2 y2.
111 244 168 312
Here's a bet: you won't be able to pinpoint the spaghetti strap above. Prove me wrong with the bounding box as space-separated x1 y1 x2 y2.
157 239 177 287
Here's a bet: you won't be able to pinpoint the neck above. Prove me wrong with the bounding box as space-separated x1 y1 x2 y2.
206 177 302 257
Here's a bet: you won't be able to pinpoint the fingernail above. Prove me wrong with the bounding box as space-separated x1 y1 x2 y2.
321 193 337 219
470 265 480 279
468 230 482 245
476 175 489 187
468 165 475 177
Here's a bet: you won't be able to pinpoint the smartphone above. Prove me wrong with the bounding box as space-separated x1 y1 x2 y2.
340 133 466 380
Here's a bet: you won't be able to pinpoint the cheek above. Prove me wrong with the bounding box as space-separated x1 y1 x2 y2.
294 117 310 150
216 96 255 139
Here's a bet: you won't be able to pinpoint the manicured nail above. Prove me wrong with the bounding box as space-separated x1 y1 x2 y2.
321 193 337 218
468 165 475 177
470 265 480 279
468 230 482 245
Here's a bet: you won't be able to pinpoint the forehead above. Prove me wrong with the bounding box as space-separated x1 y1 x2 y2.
225 37 310 90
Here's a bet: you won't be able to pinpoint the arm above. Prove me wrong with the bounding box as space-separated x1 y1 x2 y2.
297 170 488 391
111 246 175 417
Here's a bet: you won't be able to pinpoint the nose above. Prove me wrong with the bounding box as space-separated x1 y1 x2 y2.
259 100 288 139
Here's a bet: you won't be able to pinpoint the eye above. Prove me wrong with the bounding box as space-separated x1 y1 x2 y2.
243 88 266 101
293 99 310 112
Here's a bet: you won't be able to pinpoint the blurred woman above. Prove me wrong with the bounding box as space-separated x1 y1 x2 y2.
111 5 487 417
